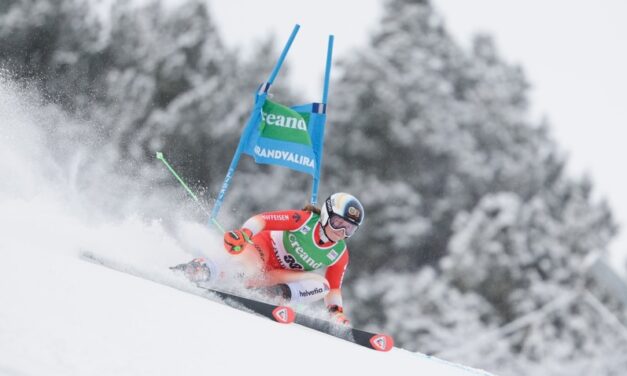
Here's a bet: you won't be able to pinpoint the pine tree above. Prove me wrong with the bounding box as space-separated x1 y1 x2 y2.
329 0 623 373
0 0 107 109
327 0 465 272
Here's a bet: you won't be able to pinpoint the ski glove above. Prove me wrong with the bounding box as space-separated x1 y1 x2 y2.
224 228 254 254
328 305 350 326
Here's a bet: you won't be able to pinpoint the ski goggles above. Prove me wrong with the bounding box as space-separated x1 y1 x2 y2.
328 214 359 237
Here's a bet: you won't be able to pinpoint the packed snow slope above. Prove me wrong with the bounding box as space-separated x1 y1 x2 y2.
0 77 494 376
0 245 495 376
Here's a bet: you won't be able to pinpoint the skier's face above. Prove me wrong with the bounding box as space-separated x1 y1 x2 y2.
325 223 347 242
328 214 359 237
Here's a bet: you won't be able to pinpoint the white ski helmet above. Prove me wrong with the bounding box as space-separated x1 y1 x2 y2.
320 192 364 237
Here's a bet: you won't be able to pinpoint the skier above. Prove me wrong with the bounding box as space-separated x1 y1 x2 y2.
175 192 364 325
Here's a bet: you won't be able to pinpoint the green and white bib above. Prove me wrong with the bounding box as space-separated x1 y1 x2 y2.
270 213 347 271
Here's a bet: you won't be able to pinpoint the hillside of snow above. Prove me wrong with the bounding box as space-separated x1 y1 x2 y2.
1 240 494 376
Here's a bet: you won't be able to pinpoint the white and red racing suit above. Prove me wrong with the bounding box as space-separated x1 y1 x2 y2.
239 209 349 312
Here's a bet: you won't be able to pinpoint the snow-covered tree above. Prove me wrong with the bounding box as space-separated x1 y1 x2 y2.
329 0 623 374
348 267 497 354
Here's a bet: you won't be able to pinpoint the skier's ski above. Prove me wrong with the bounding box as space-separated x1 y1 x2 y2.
197 285 295 325
80 252 295 324
81 252 392 351
293 311 394 352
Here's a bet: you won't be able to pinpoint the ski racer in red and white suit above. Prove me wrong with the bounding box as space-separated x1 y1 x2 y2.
223 193 365 325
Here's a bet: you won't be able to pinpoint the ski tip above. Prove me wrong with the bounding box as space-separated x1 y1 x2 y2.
369 334 394 352
272 306 295 324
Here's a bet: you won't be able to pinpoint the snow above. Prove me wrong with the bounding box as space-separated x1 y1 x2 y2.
0 227 493 376
0 76 493 376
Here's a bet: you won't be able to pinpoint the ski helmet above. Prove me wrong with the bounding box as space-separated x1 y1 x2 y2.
320 193 364 237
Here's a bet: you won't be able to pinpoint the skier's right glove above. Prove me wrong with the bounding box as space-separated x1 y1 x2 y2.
223 228 254 254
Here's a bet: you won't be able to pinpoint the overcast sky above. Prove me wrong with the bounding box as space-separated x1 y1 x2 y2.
208 0 627 272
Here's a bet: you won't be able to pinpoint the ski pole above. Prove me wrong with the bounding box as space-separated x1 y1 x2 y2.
155 152 226 234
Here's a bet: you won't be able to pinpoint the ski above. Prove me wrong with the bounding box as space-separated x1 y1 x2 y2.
80 252 295 324
292 311 394 352
81 252 392 351
195 285 295 325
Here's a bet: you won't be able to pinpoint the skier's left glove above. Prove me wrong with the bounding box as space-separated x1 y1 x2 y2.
328 305 350 326
224 228 254 254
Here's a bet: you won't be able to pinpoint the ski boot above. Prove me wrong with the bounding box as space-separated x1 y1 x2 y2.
256 283 292 302
170 257 215 285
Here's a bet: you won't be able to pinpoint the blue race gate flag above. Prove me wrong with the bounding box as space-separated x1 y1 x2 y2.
210 25 333 220
242 98 325 176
